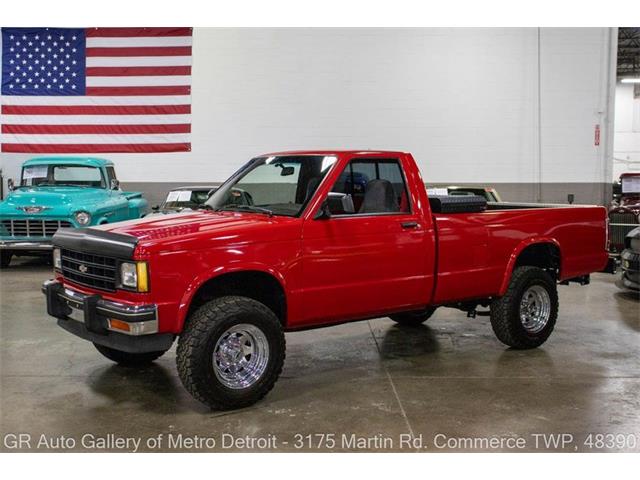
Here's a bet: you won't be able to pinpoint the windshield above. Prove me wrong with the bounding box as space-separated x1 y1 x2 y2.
21 165 105 188
206 155 337 217
621 176 640 195
163 189 213 210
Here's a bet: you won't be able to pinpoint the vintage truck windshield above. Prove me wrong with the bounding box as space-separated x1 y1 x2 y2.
21 165 105 188
206 155 337 217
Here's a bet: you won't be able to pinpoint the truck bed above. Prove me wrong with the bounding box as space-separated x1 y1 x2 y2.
431 203 608 304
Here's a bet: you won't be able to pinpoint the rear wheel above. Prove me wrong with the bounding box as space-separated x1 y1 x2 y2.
0 251 13 268
390 307 437 326
490 266 558 349
93 343 166 366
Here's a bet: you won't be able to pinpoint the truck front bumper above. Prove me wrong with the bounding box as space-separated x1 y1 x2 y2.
42 279 174 353
0 239 53 250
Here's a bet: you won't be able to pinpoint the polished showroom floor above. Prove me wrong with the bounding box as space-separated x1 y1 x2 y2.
1 257 638 452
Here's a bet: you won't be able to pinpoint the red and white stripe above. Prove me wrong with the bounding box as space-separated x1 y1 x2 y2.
1 27 192 153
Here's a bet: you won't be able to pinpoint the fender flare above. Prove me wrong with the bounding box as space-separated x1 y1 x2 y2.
498 236 562 296
176 263 288 330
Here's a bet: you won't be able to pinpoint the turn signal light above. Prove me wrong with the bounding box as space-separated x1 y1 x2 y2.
109 319 131 332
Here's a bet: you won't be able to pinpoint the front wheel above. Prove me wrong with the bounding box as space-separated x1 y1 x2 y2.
0 251 13 268
490 266 558 349
94 343 167 366
390 307 437 326
176 296 285 410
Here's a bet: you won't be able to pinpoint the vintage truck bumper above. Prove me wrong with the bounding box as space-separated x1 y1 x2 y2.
0 239 53 250
42 279 174 353
616 249 640 292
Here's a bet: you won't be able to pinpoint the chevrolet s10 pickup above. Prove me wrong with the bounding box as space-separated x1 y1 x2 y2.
43 151 609 410
0 157 147 267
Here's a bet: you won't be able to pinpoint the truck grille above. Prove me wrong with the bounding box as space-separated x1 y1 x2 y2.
609 212 639 252
1 219 72 238
60 249 118 292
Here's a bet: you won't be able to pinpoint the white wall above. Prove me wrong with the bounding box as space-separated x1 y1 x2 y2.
613 82 640 178
0 28 616 200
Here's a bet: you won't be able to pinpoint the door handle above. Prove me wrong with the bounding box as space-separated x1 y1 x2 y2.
401 221 419 229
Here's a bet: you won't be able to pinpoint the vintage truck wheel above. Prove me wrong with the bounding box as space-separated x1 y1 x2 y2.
0 251 13 268
93 343 167 366
177 296 285 410
490 266 558 349
390 307 436 326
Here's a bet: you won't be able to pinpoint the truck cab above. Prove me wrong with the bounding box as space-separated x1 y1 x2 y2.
0 157 148 267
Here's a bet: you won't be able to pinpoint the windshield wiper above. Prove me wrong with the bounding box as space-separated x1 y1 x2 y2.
214 205 274 217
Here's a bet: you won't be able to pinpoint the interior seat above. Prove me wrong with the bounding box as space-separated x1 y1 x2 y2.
359 179 399 214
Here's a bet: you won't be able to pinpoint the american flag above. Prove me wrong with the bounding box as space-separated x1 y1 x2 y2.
0 27 192 153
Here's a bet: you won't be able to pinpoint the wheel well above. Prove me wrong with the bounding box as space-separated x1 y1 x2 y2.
187 271 287 326
514 243 561 279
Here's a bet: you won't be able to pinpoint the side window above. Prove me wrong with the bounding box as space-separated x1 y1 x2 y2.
328 159 410 215
106 167 117 183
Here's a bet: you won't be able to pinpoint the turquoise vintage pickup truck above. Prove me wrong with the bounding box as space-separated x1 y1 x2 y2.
0 157 148 267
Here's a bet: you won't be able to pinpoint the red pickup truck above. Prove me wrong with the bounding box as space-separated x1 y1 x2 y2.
44 150 609 410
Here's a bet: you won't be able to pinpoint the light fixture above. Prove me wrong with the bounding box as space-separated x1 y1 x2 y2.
621 78 640 83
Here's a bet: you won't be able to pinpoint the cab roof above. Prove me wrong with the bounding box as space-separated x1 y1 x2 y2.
259 150 409 157
22 157 113 168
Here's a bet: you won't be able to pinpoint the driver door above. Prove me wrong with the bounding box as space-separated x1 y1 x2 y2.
299 156 435 326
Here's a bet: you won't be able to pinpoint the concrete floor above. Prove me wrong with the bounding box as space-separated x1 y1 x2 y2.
1 257 639 452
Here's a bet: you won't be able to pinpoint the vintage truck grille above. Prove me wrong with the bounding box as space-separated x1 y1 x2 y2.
60 249 118 292
609 212 639 252
1 219 72 238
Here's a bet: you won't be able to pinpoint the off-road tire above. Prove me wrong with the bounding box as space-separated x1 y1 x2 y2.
93 343 166 366
0 251 13 268
176 296 285 410
390 307 437 326
490 266 558 349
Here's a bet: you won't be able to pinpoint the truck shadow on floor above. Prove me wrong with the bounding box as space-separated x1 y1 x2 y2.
86 361 210 415
379 325 440 358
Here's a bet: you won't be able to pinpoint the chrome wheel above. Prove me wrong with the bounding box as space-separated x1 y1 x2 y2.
213 324 269 389
519 285 551 334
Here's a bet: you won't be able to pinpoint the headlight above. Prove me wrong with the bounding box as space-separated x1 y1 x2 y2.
74 211 91 226
120 261 148 292
53 248 61 270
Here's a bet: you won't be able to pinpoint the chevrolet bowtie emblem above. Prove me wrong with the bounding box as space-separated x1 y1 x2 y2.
78 264 88 274
18 206 49 214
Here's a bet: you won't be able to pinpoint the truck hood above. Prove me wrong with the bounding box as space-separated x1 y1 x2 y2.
0 186 106 215
91 210 300 253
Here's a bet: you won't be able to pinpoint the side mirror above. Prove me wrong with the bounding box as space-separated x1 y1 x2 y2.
152 205 160 211
314 200 332 220
314 192 355 220
327 192 355 214
567 194 575 205
7 178 15 191
110 179 120 190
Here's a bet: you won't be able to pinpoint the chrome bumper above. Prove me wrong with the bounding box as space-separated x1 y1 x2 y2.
0 240 53 250
42 279 158 335
42 279 174 354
